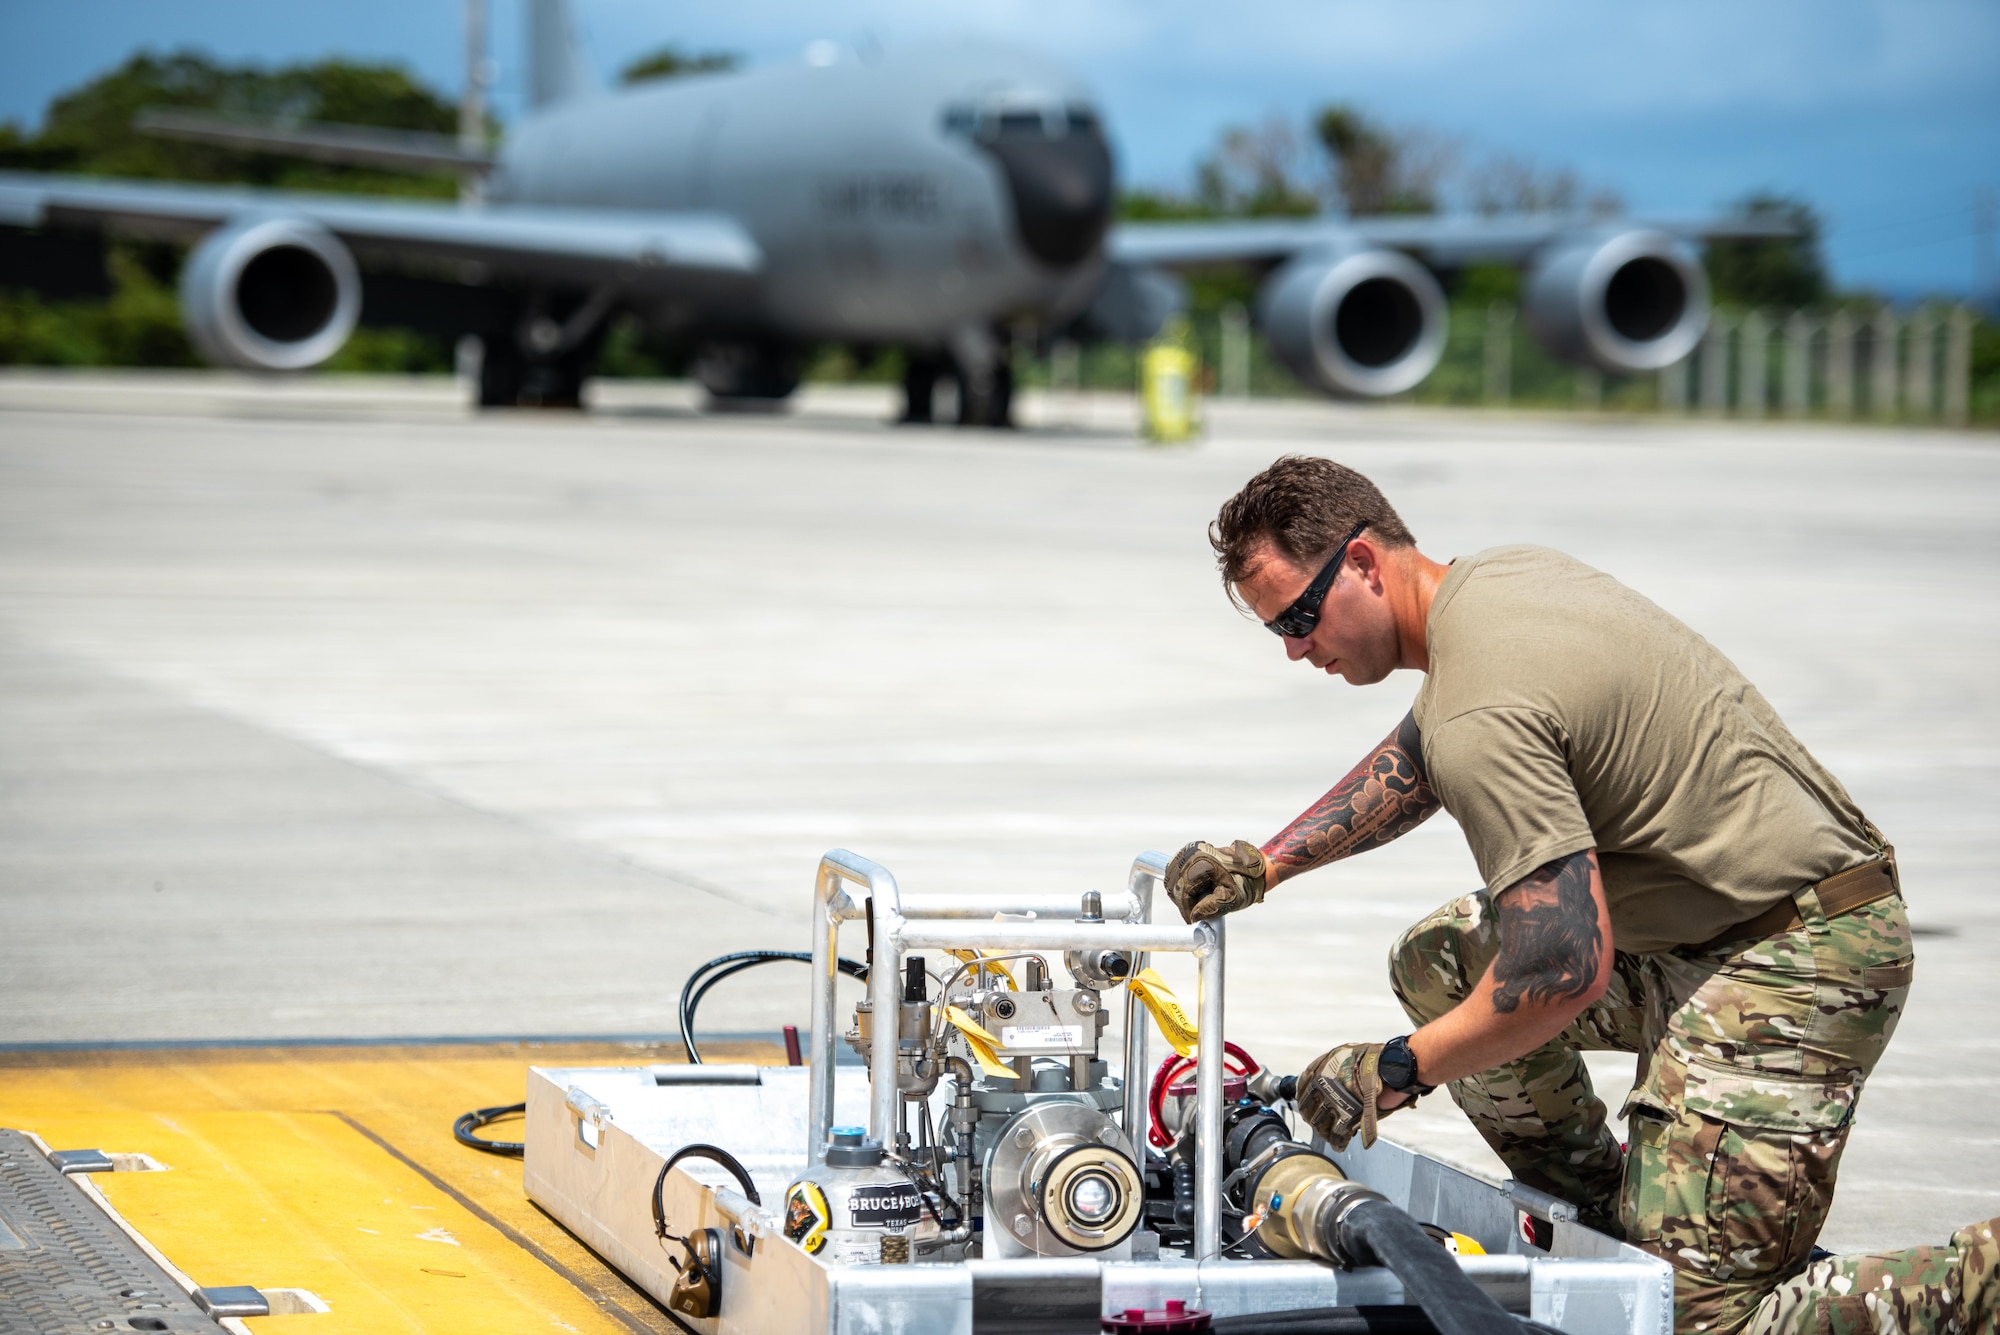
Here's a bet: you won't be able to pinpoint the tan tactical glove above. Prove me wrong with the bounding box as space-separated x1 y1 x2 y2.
1295 1042 1403 1152
1164 840 1268 924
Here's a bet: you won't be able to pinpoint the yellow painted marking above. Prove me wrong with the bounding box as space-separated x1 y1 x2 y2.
0 1040 777 1334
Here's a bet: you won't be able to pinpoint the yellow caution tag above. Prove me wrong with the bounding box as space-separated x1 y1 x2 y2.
1128 968 1199 1056
945 948 1017 988
944 1006 1017 1080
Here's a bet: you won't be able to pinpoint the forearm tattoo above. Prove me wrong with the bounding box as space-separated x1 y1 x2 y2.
1262 712 1440 877
1491 849 1602 1014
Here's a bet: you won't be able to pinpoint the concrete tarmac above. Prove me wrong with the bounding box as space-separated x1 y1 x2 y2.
0 370 1994 1250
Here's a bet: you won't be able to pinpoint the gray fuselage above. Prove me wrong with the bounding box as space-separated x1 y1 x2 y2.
491 41 1112 347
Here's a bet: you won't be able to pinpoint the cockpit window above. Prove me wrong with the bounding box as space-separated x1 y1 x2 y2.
941 101 1103 141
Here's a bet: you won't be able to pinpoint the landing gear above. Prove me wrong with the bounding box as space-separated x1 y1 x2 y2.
898 332 1015 429
475 287 616 409
899 354 946 424
695 340 801 410
959 358 1013 428
477 339 593 409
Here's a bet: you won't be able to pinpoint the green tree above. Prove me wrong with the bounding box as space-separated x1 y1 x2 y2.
620 47 739 84
1311 104 1444 216
0 51 467 371
1704 192 1828 309
0 50 461 198
1193 116 1320 217
1115 188 1226 222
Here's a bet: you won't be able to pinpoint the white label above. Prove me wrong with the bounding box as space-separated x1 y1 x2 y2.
1000 1024 1085 1049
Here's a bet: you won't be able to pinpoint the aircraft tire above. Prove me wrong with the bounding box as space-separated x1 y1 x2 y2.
899 355 945 424
477 341 589 410
477 341 526 408
695 341 801 403
954 359 1014 429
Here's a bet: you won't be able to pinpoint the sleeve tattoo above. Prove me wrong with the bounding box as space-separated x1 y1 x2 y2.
1262 711 1441 877
1491 849 1603 1014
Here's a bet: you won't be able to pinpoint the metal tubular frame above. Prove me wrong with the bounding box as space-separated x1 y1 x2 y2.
805 849 1228 1259
1121 854 1163 1160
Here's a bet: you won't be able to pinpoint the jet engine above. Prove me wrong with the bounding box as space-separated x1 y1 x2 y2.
1523 230 1708 374
180 216 361 371
1256 248 1448 399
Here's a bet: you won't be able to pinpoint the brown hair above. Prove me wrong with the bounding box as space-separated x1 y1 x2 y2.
1209 455 1416 590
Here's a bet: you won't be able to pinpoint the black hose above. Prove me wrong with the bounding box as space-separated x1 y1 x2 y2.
1339 1199 1523 1335
677 950 867 1063
1211 1309 1458 1335
1211 1310 1563 1335
453 1102 527 1156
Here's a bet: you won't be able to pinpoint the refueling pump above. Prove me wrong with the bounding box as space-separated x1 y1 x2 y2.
837 892 1146 1261
508 850 1668 1335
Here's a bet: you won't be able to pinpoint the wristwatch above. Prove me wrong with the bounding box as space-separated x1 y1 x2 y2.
1378 1035 1435 1096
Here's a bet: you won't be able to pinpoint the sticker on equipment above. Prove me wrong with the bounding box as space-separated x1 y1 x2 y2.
847 1183 922 1229
784 1181 831 1253
1000 1024 1085 1049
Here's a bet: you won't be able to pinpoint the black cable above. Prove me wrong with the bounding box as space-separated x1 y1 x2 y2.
678 949 867 1064
1212 1311 1446 1335
453 1102 527 1156
684 959 794 1046
452 949 865 1155
1211 1310 1564 1335
652 1142 763 1247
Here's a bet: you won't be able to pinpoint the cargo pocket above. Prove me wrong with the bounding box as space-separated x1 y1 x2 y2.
1681 1061 1854 1285
1619 1094 1727 1271
1619 1103 1673 1248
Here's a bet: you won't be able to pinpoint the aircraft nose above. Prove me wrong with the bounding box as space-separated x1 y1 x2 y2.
978 116 1114 269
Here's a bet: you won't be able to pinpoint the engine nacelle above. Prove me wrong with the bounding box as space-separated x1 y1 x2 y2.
1524 230 1708 374
1256 248 1447 399
180 216 361 370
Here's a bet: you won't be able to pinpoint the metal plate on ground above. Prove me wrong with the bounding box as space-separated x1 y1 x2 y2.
0 1130 221 1335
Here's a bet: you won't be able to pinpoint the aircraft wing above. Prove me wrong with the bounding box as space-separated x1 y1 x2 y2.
1109 212 1793 270
0 171 762 282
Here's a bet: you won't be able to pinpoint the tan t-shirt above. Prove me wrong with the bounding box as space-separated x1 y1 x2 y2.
1409 546 1878 954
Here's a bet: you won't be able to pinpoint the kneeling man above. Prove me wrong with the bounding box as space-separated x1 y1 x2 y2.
1166 455 1995 1334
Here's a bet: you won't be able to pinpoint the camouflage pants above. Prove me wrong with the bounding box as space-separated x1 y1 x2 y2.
1388 881 1995 1333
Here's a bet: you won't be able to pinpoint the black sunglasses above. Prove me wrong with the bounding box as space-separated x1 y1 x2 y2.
1263 521 1368 638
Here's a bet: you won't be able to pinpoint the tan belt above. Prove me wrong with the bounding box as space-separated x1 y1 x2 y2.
1700 855 1900 950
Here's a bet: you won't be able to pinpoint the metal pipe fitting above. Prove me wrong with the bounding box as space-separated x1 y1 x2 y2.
1241 1149 1387 1267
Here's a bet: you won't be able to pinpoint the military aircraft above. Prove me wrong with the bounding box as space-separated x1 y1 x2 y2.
0 0 1774 424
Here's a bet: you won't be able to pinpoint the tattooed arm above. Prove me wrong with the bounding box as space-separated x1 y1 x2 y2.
1394 848 1612 1103
1261 711 1441 888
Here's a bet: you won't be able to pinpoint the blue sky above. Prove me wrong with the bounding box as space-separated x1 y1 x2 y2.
3 0 1995 300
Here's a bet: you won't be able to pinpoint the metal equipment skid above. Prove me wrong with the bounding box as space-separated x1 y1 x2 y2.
524 851 1673 1335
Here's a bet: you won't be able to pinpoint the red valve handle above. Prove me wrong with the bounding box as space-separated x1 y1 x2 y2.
1145 1042 1259 1149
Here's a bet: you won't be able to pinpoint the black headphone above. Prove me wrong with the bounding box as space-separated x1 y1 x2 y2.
652 1142 763 1320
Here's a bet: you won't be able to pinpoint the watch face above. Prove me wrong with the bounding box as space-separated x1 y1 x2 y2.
1379 1041 1416 1090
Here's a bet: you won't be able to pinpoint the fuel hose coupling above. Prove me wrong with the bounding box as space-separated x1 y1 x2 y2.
1240 1147 1389 1269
